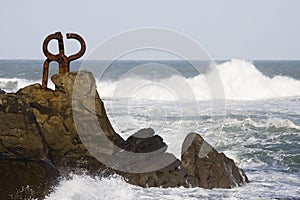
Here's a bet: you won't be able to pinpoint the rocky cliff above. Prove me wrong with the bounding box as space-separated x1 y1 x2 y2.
0 71 248 199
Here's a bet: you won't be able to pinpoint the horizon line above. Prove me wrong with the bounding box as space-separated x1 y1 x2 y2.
1 58 300 61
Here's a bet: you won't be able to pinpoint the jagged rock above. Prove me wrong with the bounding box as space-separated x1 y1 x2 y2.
122 157 187 188
16 71 123 171
120 128 167 153
112 128 168 173
0 94 48 159
181 133 249 188
118 130 248 188
0 70 249 198
114 128 187 187
0 155 58 200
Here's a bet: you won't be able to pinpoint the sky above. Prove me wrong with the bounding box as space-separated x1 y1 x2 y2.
0 0 300 60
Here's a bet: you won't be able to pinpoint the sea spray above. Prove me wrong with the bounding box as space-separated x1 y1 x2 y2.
0 60 298 199
45 174 136 200
2 59 300 100
97 59 300 101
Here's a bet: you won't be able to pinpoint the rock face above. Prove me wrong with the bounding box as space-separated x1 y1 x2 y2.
0 155 58 200
113 128 187 187
0 70 248 198
181 133 248 188
0 94 48 159
16 71 123 173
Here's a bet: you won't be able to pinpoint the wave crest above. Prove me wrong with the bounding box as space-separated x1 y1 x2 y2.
224 117 300 130
2 59 300 101
97 59 300 101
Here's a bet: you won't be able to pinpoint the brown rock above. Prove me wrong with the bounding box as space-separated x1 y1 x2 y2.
16 71 123 171
120 128 167 153
0 69 249 196
0 155 58 200
0 94 48 159
111 128 168 173
113 128 187 188
181 132 249 188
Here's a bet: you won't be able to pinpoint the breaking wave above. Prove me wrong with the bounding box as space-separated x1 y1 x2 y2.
97 59 300 101
45 174 136 200
44 172 300 200
0 78 54 93
2 59 300 101
0 78 36 92
224 117 300 130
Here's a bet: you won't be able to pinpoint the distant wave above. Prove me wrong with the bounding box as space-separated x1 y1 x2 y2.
216 59 300 100
224 117 300 130
0 78 38 92
0 78 54 93
97 59 300 101
2 59 300 101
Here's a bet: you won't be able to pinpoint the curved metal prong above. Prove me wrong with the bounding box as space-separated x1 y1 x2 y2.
41 32 86 89
43 32 64 61
66 33 86 62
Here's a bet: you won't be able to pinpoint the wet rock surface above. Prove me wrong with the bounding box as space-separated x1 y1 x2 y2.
0 94 48 160
181 133 248 188
112 128 188 187
0 70 248 198
0 155 58 200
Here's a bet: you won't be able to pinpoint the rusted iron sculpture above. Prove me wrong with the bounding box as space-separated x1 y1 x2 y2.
42 32 86 88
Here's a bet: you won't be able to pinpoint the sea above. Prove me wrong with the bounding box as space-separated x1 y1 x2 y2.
0 59 299 200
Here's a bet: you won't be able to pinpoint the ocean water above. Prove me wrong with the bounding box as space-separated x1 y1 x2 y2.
0 59 299 199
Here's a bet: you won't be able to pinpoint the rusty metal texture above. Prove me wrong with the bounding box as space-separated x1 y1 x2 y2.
42 32 86 89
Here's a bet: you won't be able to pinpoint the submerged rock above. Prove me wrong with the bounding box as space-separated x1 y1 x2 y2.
0 70 248 198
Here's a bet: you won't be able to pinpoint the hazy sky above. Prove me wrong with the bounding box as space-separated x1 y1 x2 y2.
1 0 300 60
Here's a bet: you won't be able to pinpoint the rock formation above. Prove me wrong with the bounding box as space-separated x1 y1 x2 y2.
16 71 123 173
0 70 248 199
181 133 248 188
113 128 187 187
0 155 58 200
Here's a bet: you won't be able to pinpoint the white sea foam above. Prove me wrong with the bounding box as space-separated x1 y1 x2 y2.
97 59 300 101
0 78 54 92
0 78 36 92
2 59 300 100
224 117 300 130
1 61 298 199
44 172 300 200
45 174 136 200
217 59 300 100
